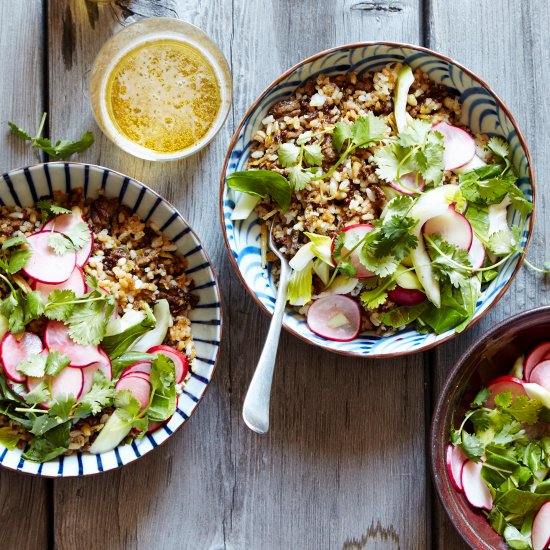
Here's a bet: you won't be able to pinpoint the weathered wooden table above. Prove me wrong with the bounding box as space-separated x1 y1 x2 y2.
0 1 546 548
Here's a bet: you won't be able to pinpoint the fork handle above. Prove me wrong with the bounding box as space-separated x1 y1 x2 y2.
242 261 291 434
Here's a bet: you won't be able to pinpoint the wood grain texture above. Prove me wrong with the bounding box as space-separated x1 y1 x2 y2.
427 1 550 548
0 3 50 550
48 1 430 549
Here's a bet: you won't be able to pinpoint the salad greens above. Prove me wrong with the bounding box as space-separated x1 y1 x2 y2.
452 385 550 549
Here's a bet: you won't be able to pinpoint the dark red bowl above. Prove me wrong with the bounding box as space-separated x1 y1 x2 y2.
430 306 550 549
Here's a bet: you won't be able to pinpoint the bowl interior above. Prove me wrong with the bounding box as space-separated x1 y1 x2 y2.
0 162 221 476
431 307 550 549
221 43 533 358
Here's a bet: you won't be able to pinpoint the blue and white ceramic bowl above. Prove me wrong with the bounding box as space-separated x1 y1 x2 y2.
220 42 535 358
0 162 222 476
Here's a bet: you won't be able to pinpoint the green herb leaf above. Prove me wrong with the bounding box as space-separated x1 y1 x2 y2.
48 232 73 255
303 144 323 167
2 236 28 250
332 121 353 152
8 122 32 141
146 354 177 422
24 381 50 406
425 235 472 287
378 302 428 328
288 165 312 191
74 371 116 417
44 289 77 321
471 388 491 408
22 421 71 463
64 221 91 251
360 277 396 309
16 354 47 377
227 170 292 212
351 113 389 147
67 299 108 346
7 248 31 273
45 351 71 377
0 426 20 450
278 143 300 167
487 137 510 161
460 431 485 461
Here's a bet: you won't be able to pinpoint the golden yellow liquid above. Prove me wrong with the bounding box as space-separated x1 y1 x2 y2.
105 39 222 153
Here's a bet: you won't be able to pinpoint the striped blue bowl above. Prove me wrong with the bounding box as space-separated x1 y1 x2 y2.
220 42 535 358
0 162 222 476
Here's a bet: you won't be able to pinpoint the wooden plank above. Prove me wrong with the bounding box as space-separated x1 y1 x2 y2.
49 1 429 549
0 3 50 550
427 1 549 547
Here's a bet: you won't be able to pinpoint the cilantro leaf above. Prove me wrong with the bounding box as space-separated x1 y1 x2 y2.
2 236 28 250
288 165 312 191
506 396 542 425
45 351 71 377
48 232 73 255
350 113 389 147
378 302 428 328
74 371 115 417
425 234 472 287
147 354 177 422
67 299 107 346
508 186 533 219
398 119 432 148
8 248 31 273
9 113 94 160
0 426 20 450
44 289 77 321
363 215 418 261
374 143 415 184
64 221 91 251
460 431 485 461
360 277 396 309
278 143 300 167
24 380 50 406
16 354 46 377
471 388 491 408
332 121 353 152
22 421 71 462
488 230 522 256
36 200 71 223
303 144 323 167
487 136 510 161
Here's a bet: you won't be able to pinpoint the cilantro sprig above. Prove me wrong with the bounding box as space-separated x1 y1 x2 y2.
8 113 94 160
278 141 322 190
374 119 445 187
313 114 389 182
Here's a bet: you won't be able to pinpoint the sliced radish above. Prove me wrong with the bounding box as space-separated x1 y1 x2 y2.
50 366 84 401
387 285 426 306
529 360 550 392
307 295 361 342
433 121 476 171
486 376 527 408
7 378 27 399
468 236 486 270
43 213 93 267
461 460 493 510
147 345 189 384
22 231 76 284
44 320 103 367
446 444 467 492
524 382 550 409
389 172 425 195
526 342 550 380
115 374 151 411
0 332 43 383
33 265 86 301
119 361 152 380
532 502 550 550
147 419 170 433
422 204 473 251
332 224 375 279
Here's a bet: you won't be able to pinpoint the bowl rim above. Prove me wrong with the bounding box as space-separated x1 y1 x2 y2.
218 40 536 359
0 161 223 477
429 305 550 548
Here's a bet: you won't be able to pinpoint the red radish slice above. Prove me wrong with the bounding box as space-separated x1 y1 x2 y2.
50 366 84 401
423 205 473 251
387 286 426 306
307 295 361 342
34 266 86 300
147 345 189 384
43 213 93 267
486 376 527 408
525 342 550 380
332 224 375 279
433 121 476 171
115 374 151 411
529 360 550 392
121 371 151 384
7 378 27 399
446 444 467 492
0 332 43 383
22 231 76 284
532 502 550 550
120 361 152 380
44 320 103 367
147 419 168 433
96 348 112 380
389 172 425 195
468 236 486 270
461 460 493 510
81 364 99 398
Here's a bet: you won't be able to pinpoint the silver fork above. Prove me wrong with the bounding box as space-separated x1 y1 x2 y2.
242 225 291 434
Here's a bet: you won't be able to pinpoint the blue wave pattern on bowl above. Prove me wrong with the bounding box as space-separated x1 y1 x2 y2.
0 163 221 476
222 44 532 357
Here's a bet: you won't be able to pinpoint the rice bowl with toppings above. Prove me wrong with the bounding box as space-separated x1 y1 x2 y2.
0 162 221 474
221 43 534 357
